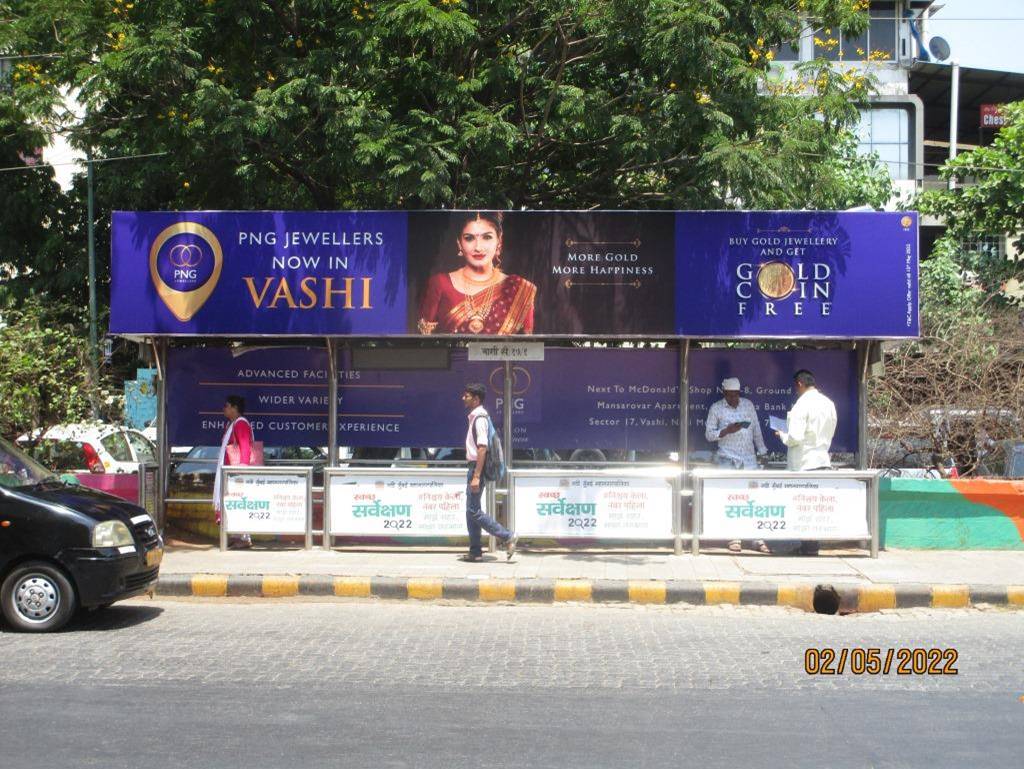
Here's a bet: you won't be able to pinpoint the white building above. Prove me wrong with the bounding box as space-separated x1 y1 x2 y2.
772 0 936 210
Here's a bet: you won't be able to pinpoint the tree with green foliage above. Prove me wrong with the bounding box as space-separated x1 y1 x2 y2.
1 0 894 333
0 59 85 306
868 103 1024 474
0 296 120 440
918 100 1024 313
2 0 884 216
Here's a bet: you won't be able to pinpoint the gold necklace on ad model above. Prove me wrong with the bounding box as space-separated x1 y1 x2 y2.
463 289 495 333
458 268 500 333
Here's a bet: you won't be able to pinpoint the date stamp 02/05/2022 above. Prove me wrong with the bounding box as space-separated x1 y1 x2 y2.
804 648 958 676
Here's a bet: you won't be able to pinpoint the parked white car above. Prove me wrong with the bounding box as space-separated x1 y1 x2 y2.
20 423 157 474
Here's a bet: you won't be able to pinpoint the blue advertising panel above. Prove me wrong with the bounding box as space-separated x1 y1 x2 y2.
166 347 332 446
112 210 918 339
167 346 680 452
687 349 859 456
168 346 858 456
676 211 918 338
341 347 680 452
526 348 679 452
111 211 408 335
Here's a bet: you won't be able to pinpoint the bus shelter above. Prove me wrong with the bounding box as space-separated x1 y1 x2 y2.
110 210 919 556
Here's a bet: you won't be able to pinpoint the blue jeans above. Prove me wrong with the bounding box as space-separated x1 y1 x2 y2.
715 454 755 470
466 465 512 556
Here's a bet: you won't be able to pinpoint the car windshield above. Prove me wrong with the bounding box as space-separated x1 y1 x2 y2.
187 446 222 459
0 437 60 488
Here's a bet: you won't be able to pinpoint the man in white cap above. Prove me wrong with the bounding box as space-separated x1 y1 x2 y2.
705 376 768 553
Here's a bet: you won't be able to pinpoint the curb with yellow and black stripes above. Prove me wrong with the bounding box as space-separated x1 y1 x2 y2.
155 575 1024 613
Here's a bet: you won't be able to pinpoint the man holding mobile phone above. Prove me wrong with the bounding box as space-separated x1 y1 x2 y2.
705 377 768 552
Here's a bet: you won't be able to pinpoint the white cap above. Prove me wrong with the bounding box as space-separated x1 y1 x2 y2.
721 377 741 391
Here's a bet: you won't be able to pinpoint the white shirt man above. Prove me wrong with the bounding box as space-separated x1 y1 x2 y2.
778 371 837 471
460 384 517 562
705 377 767 469
465 404 489 462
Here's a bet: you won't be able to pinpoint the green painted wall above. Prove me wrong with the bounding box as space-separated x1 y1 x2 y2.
880 478 1024 550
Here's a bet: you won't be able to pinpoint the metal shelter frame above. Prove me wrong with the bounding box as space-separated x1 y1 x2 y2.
147 335 877 553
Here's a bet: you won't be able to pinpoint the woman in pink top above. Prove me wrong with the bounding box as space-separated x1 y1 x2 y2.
215 395 254 548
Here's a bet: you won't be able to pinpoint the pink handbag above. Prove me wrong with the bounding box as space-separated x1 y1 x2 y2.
227 441 264 466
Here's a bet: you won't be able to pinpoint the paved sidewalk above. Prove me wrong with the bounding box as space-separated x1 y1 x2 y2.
160 542 1024 586
155 541 1024 612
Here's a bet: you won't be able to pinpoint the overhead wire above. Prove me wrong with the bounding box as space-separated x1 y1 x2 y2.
0 151 169 174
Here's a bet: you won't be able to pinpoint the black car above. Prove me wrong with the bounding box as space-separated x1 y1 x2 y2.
0 436 163 632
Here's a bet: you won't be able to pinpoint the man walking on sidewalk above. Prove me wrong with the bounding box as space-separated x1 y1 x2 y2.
460 383 518 562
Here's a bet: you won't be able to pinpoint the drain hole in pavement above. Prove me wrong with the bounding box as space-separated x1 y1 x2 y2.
813 585 840 615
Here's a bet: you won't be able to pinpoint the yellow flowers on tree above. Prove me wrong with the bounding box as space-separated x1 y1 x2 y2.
0 0 887 299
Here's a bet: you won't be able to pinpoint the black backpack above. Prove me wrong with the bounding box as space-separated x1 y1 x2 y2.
473 414 506 482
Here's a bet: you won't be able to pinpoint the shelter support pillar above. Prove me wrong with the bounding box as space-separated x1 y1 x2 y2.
857 340 872 553
492 360 514 552
679 340 690 556
857 341 871 471
325 338 339 549
153 338 168 534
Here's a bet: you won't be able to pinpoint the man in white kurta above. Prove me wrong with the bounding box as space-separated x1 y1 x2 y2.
774 370 837 556
778 371 837 471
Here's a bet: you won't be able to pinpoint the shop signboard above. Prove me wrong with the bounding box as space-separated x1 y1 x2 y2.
221 468 311 536
697 472 871 540
980 104 1007 128
510 470 677 540
327 470 482 537
467 341 545 361
112 210 918 339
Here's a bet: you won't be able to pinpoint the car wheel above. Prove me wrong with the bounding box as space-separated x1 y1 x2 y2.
1 562 77 633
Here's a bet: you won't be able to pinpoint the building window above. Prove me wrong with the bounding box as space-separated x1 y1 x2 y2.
857 106 912 180
815 2 897 62
771 40 800 62
960 235 1004 262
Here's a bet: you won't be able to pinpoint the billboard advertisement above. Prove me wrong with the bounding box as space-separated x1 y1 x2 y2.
676 211 918 338
699 474 870 540
222 469 310 535
327 471 484 537
112 210 918 339
167 346 860 455
510 473 676 539
166 346 680 452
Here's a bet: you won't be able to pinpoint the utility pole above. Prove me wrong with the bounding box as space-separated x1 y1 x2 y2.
948 60 960 190
86 151 98 369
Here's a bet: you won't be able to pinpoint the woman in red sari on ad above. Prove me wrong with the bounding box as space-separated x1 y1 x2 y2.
416 212 537 335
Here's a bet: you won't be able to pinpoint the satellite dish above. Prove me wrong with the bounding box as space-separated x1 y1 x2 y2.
929 36 952 62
